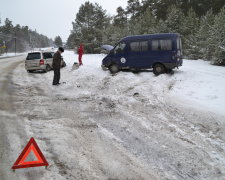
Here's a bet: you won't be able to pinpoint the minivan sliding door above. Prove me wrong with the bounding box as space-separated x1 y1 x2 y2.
126 40 150 68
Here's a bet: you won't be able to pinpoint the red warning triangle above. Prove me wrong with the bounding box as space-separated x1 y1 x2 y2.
12 137 49 169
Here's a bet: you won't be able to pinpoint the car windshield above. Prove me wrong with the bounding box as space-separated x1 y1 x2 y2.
26 53 41 60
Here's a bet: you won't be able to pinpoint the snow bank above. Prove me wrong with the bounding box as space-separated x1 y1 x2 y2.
0 52 26 58
52 51 225 116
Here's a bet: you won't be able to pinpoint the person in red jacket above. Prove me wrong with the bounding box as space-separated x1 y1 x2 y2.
78 44 84 65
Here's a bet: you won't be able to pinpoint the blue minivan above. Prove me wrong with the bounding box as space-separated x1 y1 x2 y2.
101 33 183 75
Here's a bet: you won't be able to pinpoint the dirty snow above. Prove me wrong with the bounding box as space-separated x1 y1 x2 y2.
0 51 225 180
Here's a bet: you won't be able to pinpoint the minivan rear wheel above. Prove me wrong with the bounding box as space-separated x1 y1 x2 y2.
45 65 51 72
153 64 166 75
109 64 119 74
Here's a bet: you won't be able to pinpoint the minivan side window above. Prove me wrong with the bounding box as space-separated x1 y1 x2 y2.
130 41 148 52
43 52 53 59
114 42 126 54
130 42 139 52
140 41 148 51
152 39 172 51
161 40 172 50
152 40 159 50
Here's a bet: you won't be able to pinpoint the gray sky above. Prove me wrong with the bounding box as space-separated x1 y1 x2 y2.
0 0 127 42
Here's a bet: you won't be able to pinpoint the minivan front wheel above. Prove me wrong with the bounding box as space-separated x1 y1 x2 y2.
153 64 166 75
109 64 119 74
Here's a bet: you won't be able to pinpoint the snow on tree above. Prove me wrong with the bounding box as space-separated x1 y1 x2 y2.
210 8 225 65
66 0 225 64
129 8 157 35
196 9 215 60
69 1 110 53
165 5 184 34
0 18 52 53
182 8 200 59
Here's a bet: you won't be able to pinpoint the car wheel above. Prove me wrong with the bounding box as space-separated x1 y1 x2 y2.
109 63 119 74
45 65 51 72
27 70 33 73
153 64 166 75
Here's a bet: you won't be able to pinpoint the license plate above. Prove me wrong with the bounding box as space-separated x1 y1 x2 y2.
28 63 38 67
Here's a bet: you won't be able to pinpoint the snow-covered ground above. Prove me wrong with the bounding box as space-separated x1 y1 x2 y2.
1 51 225 179
53 51 225 116
170 60 225 116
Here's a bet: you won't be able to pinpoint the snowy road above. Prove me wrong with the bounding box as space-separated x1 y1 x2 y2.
0 51 225 180
0 56 39 180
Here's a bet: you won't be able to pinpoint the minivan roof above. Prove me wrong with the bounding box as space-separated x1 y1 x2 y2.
120 33 180 42
28 51 54 54
28 51 41 54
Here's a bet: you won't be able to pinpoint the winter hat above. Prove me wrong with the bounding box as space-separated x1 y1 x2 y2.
58 47 64 52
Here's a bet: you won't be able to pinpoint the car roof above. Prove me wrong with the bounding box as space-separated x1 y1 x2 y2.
28 51 41 54
120 33 180 42
28 51 54 54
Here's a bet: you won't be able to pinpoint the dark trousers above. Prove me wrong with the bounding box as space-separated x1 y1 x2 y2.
53 69 60 85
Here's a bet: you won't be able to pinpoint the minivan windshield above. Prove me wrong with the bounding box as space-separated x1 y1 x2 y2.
114 42 126 54
26 53 41 60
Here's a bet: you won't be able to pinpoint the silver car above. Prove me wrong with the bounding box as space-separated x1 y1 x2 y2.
25 51 66 73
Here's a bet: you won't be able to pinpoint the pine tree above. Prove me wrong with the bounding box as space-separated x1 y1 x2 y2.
103 24 128 46
154 19 168 33
0 17 52 52
113 7 127 28
2 18 13 35
196 9 215 60
70 1 110 53
131 8 157 34
54 36 63 47
126 0 141 19
165 5 184 33
154 0 180 20
210 8 225 65
140 0 154 14
182 8 200 59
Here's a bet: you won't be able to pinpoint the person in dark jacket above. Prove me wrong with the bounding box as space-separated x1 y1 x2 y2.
52 47 64 85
